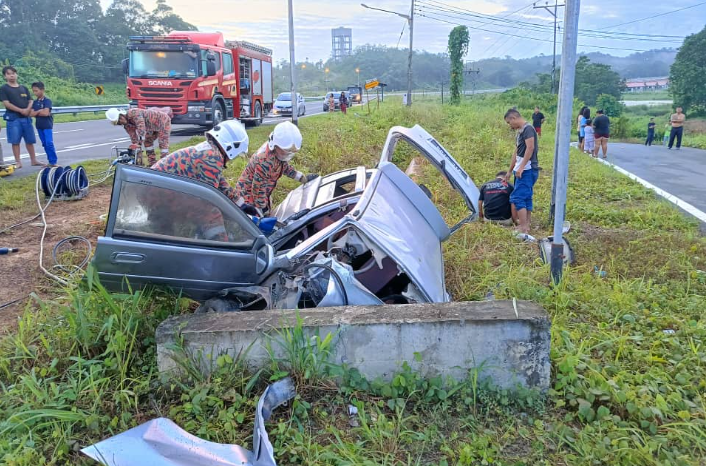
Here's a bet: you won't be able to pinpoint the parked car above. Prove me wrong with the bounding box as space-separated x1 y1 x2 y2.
323 92 341 112
273 92 305 117
347 86 362 104
92 125 480 312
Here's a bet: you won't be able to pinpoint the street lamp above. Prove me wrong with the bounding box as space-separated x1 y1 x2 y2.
324 67 330 93
361 2 414 106
355 67 360 88
301 63 306 69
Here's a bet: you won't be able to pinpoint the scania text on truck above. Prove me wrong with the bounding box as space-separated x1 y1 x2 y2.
122 32 273 127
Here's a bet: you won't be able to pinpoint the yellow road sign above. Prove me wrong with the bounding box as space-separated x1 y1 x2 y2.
364 79 379 90
95 85 104 96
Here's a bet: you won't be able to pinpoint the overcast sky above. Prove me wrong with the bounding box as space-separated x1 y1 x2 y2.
106 1 705 62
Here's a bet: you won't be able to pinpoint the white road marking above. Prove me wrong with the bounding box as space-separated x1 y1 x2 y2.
596 157 706 223
16 139 134 160
0 128 86 141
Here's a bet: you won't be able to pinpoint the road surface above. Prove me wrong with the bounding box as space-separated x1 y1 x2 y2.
2 100 328 179
599 142 706 225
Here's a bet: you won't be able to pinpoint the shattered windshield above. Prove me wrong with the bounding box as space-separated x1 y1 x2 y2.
129 50 199 78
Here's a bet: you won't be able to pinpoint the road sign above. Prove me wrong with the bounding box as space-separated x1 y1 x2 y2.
364 79 379 90
95 86 104 96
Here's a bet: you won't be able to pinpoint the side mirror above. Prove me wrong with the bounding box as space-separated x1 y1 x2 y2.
121 58 129 75
206 60 216 77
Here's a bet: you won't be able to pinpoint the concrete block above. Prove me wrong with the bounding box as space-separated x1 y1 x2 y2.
156 300 551 390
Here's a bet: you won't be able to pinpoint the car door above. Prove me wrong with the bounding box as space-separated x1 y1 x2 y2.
379 124 481 233
93 165 273 301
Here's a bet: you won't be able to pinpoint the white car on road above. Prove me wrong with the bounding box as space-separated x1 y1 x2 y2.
272 92 305 117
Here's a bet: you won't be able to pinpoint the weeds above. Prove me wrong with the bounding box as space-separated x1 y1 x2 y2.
1 95 706 465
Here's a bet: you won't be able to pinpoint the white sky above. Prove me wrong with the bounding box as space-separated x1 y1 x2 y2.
102 1 705 62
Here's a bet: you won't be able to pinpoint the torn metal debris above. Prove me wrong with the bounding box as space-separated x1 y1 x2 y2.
81 378 296 466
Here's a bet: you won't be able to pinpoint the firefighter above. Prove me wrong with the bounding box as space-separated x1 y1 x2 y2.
234 121 318 216
106 107 172 166
145 120 258 241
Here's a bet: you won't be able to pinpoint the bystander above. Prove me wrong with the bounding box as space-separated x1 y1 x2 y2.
504 108 539 235
0 66 40 168
668 107 685 150
30 82 58 167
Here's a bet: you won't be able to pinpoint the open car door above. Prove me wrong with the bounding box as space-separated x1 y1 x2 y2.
379 125 480 234
93 165 273 301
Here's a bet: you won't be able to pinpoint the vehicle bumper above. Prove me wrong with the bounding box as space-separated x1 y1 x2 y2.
272 108 293 116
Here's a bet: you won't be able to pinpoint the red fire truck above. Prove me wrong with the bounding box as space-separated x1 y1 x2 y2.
122 32 273 127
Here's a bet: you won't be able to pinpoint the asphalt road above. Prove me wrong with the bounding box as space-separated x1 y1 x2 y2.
597 142 706 225
2 100 329 180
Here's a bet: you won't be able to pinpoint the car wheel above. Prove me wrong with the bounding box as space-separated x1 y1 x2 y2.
253 101 263 127
211 100 225 129
195 297 242 314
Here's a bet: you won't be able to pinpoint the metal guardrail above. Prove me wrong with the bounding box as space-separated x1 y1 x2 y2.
0 104 127 117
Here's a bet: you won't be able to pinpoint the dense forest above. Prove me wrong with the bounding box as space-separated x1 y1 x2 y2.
0 0 196 83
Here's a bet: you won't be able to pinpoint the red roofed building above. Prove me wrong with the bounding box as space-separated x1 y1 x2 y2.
625 77 670 93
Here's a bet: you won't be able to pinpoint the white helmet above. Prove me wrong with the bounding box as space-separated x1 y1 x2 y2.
106 108 127 125
267 121 302 161
207 120 249 160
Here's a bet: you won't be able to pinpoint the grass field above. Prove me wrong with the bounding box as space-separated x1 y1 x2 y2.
621 91 671 101
1 91 705 465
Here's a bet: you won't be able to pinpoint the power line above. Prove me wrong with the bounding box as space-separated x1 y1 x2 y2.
601 1 706 30
416 12 660 52
416 1 685 42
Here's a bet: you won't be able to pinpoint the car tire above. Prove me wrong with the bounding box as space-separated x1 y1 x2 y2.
195 297 242 314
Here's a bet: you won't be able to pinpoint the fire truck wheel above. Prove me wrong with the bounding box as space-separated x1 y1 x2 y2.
253 101 263 127
212 100 225 128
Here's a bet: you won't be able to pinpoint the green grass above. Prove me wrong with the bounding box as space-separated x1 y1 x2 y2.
1 95 706 465
621 90 671 101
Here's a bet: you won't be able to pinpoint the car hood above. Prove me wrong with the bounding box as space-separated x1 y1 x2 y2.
274 101 292 107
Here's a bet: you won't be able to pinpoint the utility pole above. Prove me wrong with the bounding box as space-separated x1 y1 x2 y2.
464 62 480 96
407 0 414 107
550 0 580 284
534 0 565 94
361 2 414 106
288 0 298 125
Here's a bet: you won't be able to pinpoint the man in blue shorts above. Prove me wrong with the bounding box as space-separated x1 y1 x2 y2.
504 108 539 235
0 66 40 168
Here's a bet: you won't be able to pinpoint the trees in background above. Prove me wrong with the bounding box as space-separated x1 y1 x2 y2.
574 56 625 106
669 25 706 113
0 0 196 83
447 26 469 104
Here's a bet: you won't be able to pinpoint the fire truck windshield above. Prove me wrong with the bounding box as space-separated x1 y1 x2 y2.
129 50 199 78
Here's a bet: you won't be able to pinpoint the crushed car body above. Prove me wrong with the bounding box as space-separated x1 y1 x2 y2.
92 125 480 310
81 378 295 466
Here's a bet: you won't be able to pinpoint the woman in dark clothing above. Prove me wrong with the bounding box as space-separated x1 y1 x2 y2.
339 91 348 114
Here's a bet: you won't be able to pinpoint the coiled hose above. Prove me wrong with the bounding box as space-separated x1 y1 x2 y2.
40 165 88 199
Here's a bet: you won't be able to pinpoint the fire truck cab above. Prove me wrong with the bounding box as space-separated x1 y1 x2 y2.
123 32 273 127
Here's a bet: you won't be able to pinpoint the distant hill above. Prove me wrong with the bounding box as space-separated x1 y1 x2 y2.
471 48 677 88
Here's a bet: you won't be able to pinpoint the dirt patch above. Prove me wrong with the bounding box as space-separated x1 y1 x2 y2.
0 185 112 333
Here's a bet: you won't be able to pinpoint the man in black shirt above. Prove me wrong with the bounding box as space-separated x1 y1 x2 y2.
504 108 539 235
645 118 656 146
592 109 610 159
479 171 514 225
532 106 545 136
0 66 39 168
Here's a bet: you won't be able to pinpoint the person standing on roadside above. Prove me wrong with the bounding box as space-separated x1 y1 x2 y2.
340 91 348 114
592 109 610 159
584 118 595 156
504 108 538 236
30 82 58 167
577 106 587 151
0 66 40 168
645 118 656 146
532 106 545 137
668 107 685 150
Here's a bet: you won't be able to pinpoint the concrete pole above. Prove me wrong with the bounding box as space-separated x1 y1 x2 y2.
551 0 558 94
550 0 580 284
407 0 414 107
288 0 298 125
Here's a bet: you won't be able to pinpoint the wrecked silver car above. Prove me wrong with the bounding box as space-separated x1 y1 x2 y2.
93 125 480 310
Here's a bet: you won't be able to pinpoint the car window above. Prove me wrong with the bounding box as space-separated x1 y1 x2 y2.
113 181 256 248
223 52 234 75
